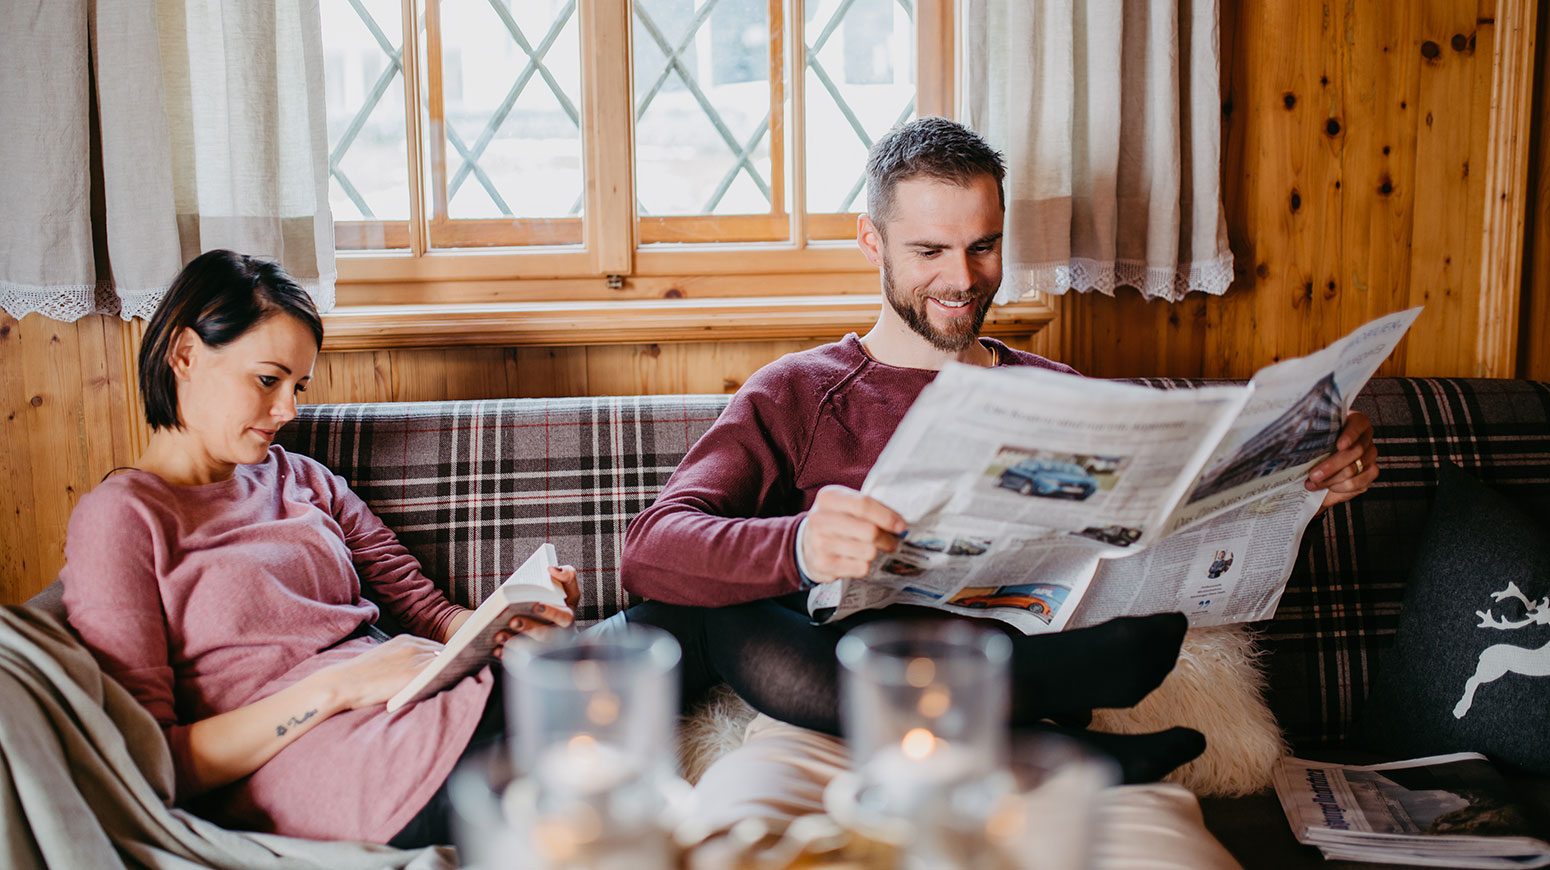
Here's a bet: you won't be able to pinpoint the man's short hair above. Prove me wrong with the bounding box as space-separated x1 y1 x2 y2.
865 117 1005 234
138 249 323 431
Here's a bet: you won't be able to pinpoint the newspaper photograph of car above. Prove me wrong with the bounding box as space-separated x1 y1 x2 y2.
1075 525 1143 547
947 583 1071 624
880 555 925 577
901 535 948 553
947 537 991 556
982 447 1127 503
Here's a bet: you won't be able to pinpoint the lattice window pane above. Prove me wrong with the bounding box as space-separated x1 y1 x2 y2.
322 0 412 249
634 0 785 241
804 0 915 224
428 0 584 248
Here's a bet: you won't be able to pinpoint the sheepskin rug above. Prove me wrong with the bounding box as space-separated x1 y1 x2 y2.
677 683 759 785
1090 623 1288 797
675 624 1287 796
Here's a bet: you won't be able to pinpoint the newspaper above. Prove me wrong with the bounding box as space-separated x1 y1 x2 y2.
1272 753 1550 868
807 307 1421 634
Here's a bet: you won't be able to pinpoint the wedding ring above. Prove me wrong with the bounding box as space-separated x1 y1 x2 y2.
1353 458 1365 474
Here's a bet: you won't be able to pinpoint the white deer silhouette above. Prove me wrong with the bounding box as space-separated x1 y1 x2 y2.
1452 582 1550 719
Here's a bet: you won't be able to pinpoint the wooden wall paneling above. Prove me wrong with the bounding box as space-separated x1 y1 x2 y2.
1298 0 1350 359
18 317 88 600
1475 0 1539 377
389 349 450 402
0 315 38 603
1524 0 1550 381
1404 1 1487 374
305 350 394 405
76 315 134 488
581 339 826 397
439 348 509 401
509 347 590 398
1339 0 1423 376
3 315 138 604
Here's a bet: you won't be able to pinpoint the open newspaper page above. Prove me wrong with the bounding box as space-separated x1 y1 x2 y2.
1067 487 1323 628
1159 307 1422 538
1061 307 1421 628
806 368 1251 633
1272 753 1550 868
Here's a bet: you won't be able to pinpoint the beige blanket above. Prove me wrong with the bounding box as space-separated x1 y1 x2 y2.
0 605 455 870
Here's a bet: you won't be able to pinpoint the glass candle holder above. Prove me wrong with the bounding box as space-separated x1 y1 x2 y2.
834 619 1014 862
501 625 682 870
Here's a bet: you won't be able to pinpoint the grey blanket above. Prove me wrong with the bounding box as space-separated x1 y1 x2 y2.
0 606 456 870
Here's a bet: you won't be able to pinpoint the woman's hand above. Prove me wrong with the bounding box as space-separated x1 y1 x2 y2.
491 565 582 659
327 634 445 709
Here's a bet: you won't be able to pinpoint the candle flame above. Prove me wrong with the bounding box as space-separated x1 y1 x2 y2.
901 727 937 760
587 691 621 725
567 733 598 753
905 657 936 687
572 660 603 690
917 685 950 718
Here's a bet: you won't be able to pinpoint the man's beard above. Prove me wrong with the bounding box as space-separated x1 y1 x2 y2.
881 254 995 352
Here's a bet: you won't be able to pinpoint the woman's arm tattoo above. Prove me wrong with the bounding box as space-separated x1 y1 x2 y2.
274 708 318 737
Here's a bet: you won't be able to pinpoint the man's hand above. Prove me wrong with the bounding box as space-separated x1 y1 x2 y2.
798 485 907 583
1306 411 1378 509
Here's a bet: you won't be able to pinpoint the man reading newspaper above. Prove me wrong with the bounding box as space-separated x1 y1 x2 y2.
622 118 1372 866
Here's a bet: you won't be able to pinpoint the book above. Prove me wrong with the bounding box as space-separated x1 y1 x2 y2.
1272 752 1550 868
386 543 566 712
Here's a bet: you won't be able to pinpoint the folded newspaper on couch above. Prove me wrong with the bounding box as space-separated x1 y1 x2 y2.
807 307 1421 634
1272 753 1550 868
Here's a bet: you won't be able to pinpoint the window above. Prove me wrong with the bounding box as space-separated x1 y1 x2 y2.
318 1 1048 348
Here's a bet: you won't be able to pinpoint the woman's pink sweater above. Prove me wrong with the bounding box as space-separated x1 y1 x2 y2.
61 446 492 842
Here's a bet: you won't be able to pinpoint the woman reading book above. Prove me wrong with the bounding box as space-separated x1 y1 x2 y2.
60 250 579 847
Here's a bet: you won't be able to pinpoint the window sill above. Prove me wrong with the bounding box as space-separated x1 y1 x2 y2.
320 294 1058 351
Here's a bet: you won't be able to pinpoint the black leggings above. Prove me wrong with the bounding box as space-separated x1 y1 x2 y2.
626 595 1205 784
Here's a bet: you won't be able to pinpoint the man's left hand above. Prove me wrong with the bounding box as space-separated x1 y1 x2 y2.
1305 411 1378 509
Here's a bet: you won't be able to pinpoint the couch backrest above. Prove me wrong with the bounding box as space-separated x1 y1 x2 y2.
276 395 731 627
276 378 1550 748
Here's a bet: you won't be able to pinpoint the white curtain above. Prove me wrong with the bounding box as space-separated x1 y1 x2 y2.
964 0 1233 303
0 0 335 322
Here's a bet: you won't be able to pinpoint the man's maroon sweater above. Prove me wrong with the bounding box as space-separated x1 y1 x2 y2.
621 333 1077 606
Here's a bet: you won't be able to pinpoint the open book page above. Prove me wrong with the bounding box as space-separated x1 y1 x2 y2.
1272 753 1550 868
808 369 1251 632
1160 307 1422 537
386 543 563 712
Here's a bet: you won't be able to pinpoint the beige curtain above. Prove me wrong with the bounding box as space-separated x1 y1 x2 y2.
963 0 1232 303
0 0 335 322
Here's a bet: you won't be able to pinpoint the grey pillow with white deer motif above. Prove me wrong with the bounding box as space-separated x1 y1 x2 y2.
1359 463 1550 774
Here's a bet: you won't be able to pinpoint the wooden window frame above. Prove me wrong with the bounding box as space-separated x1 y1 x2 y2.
326 0 1055 351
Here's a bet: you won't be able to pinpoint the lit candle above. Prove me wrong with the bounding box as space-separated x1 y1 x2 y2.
534 733 637 797
860 728 979 817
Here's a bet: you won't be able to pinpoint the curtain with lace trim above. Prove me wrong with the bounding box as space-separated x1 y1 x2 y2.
0 0 335 323
964 0 1233 303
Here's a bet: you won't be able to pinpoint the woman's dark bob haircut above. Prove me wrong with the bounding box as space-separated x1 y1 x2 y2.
138 250 324 431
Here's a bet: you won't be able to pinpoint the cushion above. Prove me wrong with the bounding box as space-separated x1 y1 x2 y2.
1358 462 1550 774
1090 624 1289 796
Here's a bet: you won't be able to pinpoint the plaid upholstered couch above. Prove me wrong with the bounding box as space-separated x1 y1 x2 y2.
25 376 1550 866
